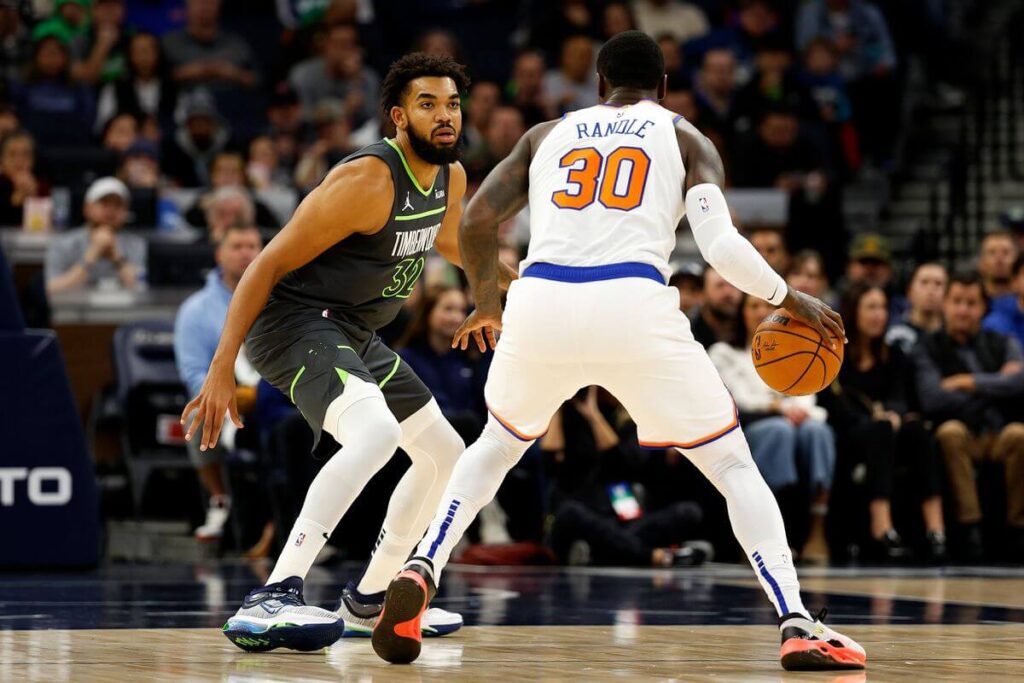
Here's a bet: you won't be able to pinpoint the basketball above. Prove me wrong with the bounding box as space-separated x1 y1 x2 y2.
751 308 843 396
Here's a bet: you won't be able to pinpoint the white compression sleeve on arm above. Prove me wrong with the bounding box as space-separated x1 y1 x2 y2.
685 183 787 306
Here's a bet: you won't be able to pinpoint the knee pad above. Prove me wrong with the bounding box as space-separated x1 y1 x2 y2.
323 376 401 450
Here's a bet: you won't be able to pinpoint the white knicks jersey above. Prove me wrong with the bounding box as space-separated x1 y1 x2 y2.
522 100 685 280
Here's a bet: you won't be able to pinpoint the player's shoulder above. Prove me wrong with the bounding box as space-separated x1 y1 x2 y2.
322 153 392 190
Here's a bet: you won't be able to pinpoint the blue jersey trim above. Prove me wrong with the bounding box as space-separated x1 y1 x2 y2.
522 262 665 285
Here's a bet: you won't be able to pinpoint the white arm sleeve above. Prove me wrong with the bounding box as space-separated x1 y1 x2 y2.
685 183 788 306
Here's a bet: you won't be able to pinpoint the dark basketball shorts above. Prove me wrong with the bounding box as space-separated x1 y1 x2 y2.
246 297 432 452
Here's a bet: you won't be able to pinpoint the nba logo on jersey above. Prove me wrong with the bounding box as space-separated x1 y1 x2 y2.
699 196 710 213
294 532 306 547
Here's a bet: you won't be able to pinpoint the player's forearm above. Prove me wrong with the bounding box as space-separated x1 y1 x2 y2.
209 257 280 373
458 214 502 309
686 184 787 305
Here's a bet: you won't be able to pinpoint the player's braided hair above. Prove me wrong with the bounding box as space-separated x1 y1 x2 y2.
380 52 471 116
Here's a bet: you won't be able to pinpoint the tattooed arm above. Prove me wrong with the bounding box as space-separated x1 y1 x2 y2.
453 120 559 351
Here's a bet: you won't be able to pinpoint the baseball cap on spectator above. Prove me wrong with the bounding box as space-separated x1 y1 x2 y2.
269 82 299 108
85 177 130 204
669 261 705 288
313 99 346 126
1001 207 1024 234
31 21 72 44
178 90 222 125
849 233 892 264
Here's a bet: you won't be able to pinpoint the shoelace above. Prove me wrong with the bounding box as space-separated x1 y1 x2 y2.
252 585 304 607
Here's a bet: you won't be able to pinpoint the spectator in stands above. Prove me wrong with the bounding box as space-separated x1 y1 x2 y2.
0 106 18 139
632 0 708 45
69 0 129 85
693 48 738 146
544 34 600 115
161 90 231 187
828 283 947 561
984 255 1024 349
465 106 525 184
914 271 1024 560
185 151 280 231
786 249 832 302
886 261 947 354
95 32 177 133
508 48 554 127
116 139 160 226
463 80 501 162
31 0 89 50
669 262 704 316
532 0 599 59
735 38 815 130
543 387 708 568
397 284 487 440
200 185 256 244
795 0 897 164
174 222 263 541
601 3 636 41
288 23 379 128
294 99 352 191
978 230 1018 301
709 293 835 563
732 106 828 195
162 0 258 93
0 129 47 227
246 135 292 192
45 177 144 294
845 233 908 322
689 267 741 348
800 37 859 173
265 82 304 171
0 0 31 85
795 0 896 83
749 227 790 275
100 111 138 155
662 88 698 123
12 30 95 148
657 33 689 90
413 28 460 60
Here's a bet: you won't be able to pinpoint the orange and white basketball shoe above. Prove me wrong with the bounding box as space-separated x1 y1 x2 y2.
372 559 436 664
779 609 867 671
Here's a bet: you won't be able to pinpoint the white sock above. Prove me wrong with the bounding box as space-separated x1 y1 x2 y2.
357 405 465 594
266 379 401 585
412 417 531 579
679 430 808 618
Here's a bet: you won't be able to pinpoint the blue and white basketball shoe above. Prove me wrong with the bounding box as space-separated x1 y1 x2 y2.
223 576 345 652
336 581 462 638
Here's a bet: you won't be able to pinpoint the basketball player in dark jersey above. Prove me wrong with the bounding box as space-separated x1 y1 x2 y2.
180 54 516 653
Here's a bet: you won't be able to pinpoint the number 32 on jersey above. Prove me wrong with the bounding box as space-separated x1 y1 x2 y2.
551 146 651 211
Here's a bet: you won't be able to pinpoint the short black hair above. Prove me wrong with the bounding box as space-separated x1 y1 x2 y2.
380 52 470 116
946 269 988 303
597 30 664 90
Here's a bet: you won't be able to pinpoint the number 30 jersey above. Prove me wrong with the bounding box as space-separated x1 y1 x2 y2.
272 138 450 331
523 101 685 281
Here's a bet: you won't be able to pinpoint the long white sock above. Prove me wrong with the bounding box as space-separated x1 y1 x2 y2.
357 404 465 595
411 417 531 580
679 430 808 618
267 380 401 585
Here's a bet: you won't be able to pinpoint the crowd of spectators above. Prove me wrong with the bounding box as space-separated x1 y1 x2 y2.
4 0 1021 568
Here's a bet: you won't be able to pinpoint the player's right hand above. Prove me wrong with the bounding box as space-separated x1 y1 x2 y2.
453 306 502 352
180 364 243 452
781 287 846 350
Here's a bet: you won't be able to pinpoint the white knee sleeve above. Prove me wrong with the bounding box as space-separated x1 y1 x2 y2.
322 376 401 449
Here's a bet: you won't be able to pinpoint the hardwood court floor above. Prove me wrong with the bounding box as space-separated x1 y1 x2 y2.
3 623 1022 682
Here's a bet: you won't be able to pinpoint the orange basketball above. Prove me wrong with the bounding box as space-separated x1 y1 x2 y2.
751 308 844 396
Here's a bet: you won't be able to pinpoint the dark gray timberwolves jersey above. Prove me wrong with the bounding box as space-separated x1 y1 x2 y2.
272 139 451 331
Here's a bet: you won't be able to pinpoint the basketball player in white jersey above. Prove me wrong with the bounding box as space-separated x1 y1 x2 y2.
372 32 866 671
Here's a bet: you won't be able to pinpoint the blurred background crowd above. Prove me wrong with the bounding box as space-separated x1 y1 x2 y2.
2 0 1024 572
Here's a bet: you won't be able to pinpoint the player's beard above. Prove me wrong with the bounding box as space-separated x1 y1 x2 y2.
407 123 462 165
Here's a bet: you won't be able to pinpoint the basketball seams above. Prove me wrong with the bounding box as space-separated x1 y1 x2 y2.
780 336 820 394
752 349 819 369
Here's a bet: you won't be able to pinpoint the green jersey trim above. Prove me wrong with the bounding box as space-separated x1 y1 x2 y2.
383 137 436 197
394 206 447 222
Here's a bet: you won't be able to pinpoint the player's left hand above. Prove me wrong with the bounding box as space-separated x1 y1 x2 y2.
781 287 846 349
453 305 502 352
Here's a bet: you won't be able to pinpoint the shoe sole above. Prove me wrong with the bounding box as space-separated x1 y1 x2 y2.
343 620 462 638
372 571 428 664
781 640 866 671
223 619 345 653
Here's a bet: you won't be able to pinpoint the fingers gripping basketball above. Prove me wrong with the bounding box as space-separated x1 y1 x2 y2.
752 309 843 396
